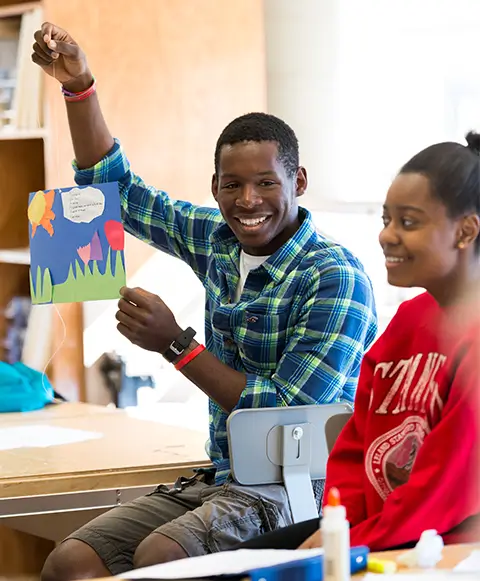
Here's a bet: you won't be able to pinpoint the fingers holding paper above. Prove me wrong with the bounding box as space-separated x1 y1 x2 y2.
116 287 183 354
31 22 91 88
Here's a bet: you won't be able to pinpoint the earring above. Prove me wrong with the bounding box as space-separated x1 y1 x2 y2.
457 241 466 249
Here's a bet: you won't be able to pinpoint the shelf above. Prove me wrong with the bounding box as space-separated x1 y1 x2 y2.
0 248 30 265
0 79 16 88
0 2 41 18
0 128 46 140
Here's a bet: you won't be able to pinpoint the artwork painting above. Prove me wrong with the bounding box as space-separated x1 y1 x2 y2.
28 182 126 304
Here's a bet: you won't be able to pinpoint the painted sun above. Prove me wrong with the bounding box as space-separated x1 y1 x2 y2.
28 189 56 238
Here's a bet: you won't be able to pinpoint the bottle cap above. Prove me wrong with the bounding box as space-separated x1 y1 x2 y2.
327 487 341 506
323 486 347 519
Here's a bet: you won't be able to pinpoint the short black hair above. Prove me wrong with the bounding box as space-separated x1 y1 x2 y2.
400 131 480 218
400 131 480 251
214 112 299 178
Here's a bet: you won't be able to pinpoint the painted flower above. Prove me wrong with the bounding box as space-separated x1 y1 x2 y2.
104 220 125 251
77 243 91 265
90 231 103 261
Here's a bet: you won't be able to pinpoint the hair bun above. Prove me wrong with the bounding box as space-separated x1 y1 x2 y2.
465 131 480 155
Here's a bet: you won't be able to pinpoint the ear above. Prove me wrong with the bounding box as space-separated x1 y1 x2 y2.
456 214 480 249
211 174 218 201
295 166 308 198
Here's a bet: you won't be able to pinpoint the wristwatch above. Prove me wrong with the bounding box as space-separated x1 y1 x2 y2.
163 327 196 363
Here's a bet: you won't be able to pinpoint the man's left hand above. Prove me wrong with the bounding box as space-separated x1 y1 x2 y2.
116 287 182 353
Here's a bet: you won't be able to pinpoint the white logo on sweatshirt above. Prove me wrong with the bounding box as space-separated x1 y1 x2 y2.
365 416 430 500
373 352 446 417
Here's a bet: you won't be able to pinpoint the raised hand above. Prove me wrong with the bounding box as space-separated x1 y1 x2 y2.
32 21 92 91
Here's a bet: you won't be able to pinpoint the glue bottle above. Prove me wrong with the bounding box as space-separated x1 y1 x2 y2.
322 487 350 581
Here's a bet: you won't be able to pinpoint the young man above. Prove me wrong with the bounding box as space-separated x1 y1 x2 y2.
32 23 377 578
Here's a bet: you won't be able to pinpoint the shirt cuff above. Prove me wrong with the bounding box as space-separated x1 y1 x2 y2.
233 374 281 410
72 138 124 185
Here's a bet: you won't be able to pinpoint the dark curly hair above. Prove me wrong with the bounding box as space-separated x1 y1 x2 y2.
400 131 480 251
214 112 299 178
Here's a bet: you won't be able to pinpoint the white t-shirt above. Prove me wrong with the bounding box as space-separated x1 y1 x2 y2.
234 250 270 303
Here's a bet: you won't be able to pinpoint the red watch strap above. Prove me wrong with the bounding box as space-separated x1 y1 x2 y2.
174 344 206 371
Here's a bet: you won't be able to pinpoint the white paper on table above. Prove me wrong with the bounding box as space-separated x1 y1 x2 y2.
123 548 323 579
0 425 102 450
454 550 480 573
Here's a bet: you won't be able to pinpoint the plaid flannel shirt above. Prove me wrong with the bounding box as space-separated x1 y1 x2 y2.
74 139 377 484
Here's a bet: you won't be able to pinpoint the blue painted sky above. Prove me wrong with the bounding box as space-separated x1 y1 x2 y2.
29 182 123 290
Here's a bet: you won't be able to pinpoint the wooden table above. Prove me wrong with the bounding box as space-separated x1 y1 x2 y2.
0 403 210 578
356 542 480 577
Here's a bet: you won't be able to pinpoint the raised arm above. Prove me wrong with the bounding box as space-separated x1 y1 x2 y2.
32 22 113 168
32 22 221 279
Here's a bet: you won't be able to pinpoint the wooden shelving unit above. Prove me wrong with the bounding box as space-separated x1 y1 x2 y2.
0 1 45 362
0 4 56 569
0 137 45 360
0 0 86 404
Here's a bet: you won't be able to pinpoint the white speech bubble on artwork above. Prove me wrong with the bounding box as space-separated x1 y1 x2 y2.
61 186 105 224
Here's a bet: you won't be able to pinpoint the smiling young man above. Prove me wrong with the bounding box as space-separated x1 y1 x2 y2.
32 23 377 579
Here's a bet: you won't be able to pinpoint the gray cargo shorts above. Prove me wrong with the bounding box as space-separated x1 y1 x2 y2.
66 470 324 575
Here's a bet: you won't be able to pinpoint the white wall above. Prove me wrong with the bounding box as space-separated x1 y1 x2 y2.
264 0 480 208
263 0 341 209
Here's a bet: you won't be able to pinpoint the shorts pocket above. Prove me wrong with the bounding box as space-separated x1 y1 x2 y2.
206 488 282 552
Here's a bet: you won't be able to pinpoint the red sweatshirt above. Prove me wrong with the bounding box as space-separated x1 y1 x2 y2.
324 292 480 550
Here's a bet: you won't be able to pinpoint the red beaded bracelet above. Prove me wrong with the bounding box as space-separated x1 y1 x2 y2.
174 344 206 371
62 77 97 102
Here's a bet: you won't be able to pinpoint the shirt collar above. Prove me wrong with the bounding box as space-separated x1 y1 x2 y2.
210 207 317 283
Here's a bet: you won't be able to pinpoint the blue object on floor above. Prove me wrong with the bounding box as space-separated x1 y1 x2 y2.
0 361 54 413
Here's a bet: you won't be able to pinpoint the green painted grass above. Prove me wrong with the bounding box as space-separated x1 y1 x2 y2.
30 266 53 304
31 250 125 304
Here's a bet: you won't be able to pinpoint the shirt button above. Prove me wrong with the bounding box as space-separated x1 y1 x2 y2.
225 339 235 347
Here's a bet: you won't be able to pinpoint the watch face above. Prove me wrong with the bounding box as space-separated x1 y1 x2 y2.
164 327 196 362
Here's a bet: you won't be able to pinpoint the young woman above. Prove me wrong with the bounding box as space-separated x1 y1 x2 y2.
238 132 480 552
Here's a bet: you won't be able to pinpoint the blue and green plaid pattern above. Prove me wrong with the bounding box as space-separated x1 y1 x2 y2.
75 140 377 484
